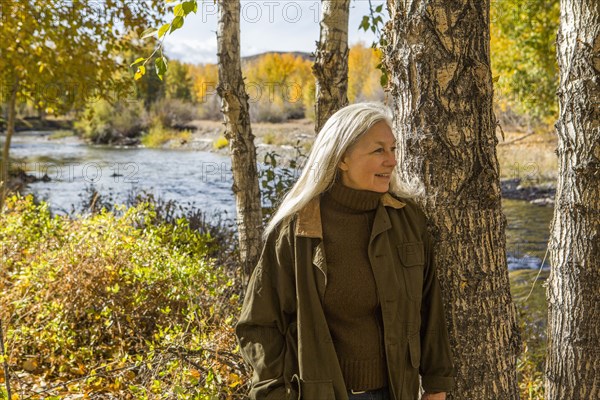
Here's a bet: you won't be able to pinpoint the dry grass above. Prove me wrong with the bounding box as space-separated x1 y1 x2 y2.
496 126 558 186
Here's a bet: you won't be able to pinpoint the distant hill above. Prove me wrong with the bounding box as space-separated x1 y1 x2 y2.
242 51 314 64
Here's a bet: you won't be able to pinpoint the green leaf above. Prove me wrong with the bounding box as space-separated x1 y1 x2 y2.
380 72 389 87
182 1 197 15
140 27 158 39
130 57 145 67
375 4 383 13
170 16 184 33
158 23 170 38
155 57 167 80
359 15 370 31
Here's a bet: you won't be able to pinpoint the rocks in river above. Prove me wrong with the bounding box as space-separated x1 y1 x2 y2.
530 197 555 206
501 178 556 206
6 168 50 192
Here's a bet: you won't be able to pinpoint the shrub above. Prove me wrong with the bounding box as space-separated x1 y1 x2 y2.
74 99 148 144
150 98 197 129
213 135 229 150
259 141 308 223
0 194 248 399
197 93 222 120
141 122 192 148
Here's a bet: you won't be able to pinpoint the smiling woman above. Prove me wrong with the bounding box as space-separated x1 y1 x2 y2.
235 103 456 400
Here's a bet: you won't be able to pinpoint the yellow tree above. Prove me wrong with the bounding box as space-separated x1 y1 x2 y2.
348 43 384 103
0 0 163 210
190 63 220 119
243 53 314 121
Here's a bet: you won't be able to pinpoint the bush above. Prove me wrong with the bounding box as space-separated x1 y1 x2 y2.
0 194 248 399
150 98 197 129
74 99 148 144
213 135 229 150
141 123 192 148
259 141 307 223
197 93 222 120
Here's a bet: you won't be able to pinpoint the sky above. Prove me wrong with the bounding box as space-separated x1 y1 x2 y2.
162 0 386 64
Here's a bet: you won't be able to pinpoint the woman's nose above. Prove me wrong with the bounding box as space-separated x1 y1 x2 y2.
385 151 397 167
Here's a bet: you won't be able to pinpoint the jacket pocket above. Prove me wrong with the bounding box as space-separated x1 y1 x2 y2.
398 242 425 301
294 376 335 400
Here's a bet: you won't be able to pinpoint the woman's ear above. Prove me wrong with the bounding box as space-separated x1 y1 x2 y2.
338 156 349 172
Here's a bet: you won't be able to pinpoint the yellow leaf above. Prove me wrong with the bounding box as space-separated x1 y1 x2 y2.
134 65 146 80
228 372 241 388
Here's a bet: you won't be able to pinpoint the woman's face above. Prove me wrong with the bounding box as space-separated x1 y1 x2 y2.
338 121 397 193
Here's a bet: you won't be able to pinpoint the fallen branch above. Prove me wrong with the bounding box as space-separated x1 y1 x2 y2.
498 131 537 146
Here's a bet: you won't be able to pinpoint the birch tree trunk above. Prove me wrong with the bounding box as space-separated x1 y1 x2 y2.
313 0 350 133
216 0 262 283
384 1 520 398
0 78 18 212
546 1 600 398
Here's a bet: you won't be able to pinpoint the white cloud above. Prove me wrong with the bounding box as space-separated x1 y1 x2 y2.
163 36 218 64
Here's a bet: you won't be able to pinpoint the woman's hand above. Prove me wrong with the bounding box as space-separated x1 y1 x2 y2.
421 392 446 400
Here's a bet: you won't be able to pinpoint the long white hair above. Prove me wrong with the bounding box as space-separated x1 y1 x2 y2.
263 102 423 238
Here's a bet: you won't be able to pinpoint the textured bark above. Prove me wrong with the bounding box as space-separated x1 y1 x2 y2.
313 0 350 133
0 78 18 212
546 0 600 398
384 1 520 398
216 1 262 283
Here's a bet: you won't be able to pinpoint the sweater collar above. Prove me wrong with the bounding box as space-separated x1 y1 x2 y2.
326 182 383 212
295 190 406 239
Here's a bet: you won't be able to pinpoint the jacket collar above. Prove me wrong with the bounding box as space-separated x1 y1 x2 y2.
295 193 405 239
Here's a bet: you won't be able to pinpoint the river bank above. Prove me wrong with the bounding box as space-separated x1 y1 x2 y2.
3 119 558 206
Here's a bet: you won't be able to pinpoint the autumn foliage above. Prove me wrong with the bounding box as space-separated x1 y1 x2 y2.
185 44 384 122
0 195 248 399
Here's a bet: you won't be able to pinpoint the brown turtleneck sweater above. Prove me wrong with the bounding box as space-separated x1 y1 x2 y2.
320 182 388 391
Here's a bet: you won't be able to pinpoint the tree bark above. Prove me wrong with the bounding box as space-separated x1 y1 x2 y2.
216 0 263 284
313 0 350 133
1 78 18 212
384 1 520 398
546 0 600 398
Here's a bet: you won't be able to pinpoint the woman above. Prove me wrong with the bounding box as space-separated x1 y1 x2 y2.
236 103 455 400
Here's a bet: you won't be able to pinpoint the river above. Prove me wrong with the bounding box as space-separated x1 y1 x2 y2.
7 131 553 270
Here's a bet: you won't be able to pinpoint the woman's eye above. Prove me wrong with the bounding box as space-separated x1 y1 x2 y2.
391 147 397 152
374 148 384 153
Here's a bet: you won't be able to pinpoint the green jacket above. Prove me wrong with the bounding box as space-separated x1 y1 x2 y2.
235 193 455 399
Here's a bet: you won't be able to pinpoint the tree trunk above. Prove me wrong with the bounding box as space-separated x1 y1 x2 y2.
1 78 18 212
313 0 350 133
546 1 600 398
384 1 520 398
216 0 263 284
